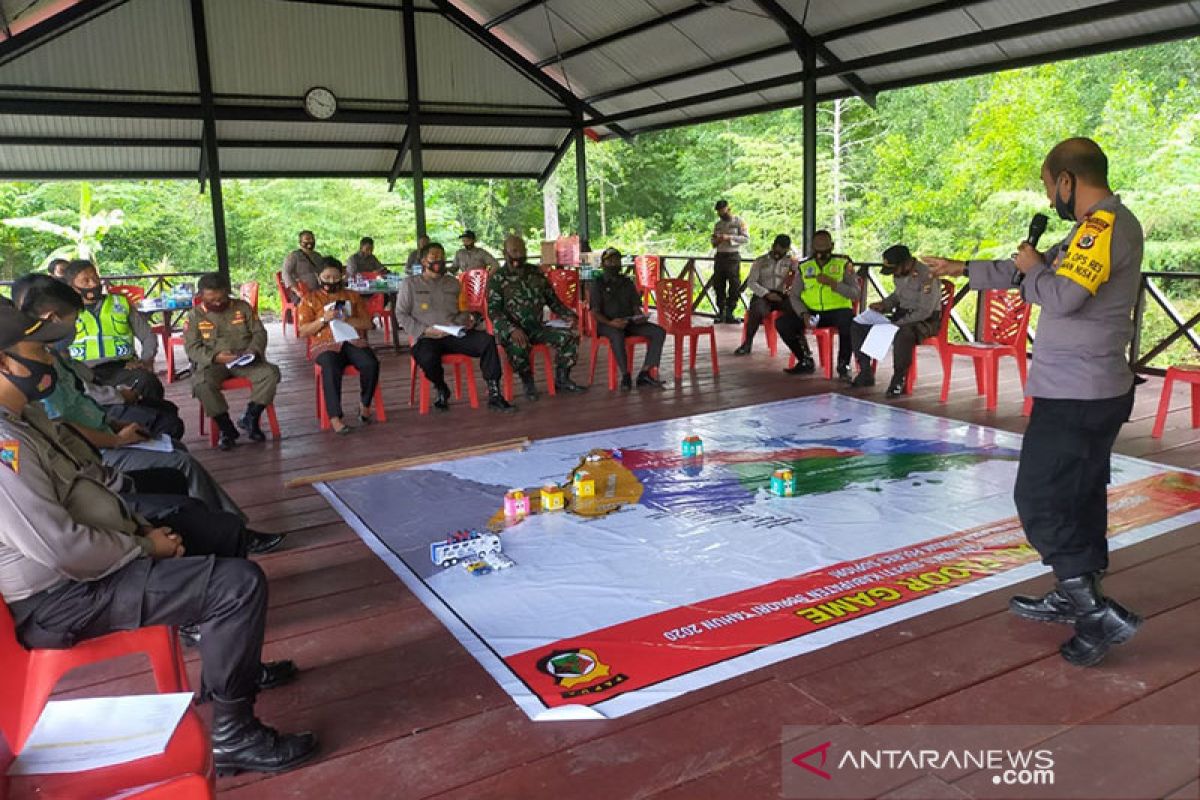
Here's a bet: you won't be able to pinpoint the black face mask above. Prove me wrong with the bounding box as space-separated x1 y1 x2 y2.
321 281 343 293
3 351 58 401
80 286 102 305
602 263 621 276
205 301 229 313
1054 172 1077 222
425 260 446 275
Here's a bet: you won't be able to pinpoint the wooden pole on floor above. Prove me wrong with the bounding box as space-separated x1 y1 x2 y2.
286 437 532 488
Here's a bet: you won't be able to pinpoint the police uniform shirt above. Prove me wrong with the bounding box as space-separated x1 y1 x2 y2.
746 253 796 297
881 262 941 325
0 404 151 603
452 246 500 274
711 216 749 255
393 272 470 338
183 299 269 367
967 194 1142 400
281 248 324 292
345 251 385 279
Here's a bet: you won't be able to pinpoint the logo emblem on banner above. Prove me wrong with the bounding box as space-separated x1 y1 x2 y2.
536 648 628 698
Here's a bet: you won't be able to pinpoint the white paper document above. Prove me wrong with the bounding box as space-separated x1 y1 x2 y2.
860 322 899 361
853 308 892 326
329 319 360 343
432 325 467 338
123 433 174 453
8 693 193 775
544 319 572 330
228 352 257 367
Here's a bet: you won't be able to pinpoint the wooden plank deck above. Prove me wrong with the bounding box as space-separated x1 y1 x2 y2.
44 321 1200 799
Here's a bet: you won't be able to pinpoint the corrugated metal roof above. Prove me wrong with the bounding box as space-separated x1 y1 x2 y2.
0 0 1196 177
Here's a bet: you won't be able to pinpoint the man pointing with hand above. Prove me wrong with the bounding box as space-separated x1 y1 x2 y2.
925 137 1143 668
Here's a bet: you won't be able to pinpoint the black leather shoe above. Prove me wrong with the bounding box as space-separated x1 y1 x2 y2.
620 374 633 391
784 357 815 375
433 383 451 412
212 700 317 776
217 432 238 451
836 364 851 380
486 380 517 413
1009 587 1075 624
636 371 665 389
258 660 299 691
1057 573 1142 667
178 624 201 648
850 368 875 388
247 531 285 555
733 343 751 356
555 368 587 393
886 377 906 397
238 409 266 442
520 372 539 401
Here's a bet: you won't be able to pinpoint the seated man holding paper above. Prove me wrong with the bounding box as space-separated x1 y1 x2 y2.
0 307 316 775
184 273 282 450
394 242 515 413
589 248 667 390
849 244 941 397
297 258 380 434
487 234 586 399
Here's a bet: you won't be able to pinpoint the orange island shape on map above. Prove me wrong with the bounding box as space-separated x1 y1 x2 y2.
486 449 645 530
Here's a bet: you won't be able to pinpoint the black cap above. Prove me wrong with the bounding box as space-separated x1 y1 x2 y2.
714 200 728 211
460 230 477 240
600 247 622 261
0 306 74 351
880 244 912 275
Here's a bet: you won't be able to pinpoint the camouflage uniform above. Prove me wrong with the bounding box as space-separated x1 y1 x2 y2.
486 262 579 373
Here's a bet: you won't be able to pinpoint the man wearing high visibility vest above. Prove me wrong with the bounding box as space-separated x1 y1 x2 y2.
786 230 859 381
64 260 164 401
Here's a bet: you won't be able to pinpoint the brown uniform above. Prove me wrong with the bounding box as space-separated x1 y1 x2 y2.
183 299 281 416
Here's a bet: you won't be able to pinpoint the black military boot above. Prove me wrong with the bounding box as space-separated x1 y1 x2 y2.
783 354 815 375
238 402 267 442
520 370 539 401
214 412 239 451
211 697 318 776
886 375 907 398
836 362 851 381
555 367 587 394
1008 585 1076 624
487 380 517 413
257 660 299 691
433 382 452 412
178 624 201 648
1057 573 1142 667
246 529 285 555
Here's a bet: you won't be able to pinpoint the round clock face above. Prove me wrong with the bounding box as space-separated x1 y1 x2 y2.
304 87 337 120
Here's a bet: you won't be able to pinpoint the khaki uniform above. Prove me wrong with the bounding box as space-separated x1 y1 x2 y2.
183 299 280 416
281 248 323 294
452 246 500 275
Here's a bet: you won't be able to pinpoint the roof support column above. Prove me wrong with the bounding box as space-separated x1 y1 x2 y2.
802 37 817 252
574 116 590 252
189 0 229 278
403 0 426 239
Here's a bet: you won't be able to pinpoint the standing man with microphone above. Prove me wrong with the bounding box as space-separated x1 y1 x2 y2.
925 137 1144 668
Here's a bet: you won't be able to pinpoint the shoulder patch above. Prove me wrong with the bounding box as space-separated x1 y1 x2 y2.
1057 209 1116 295
0 440 19 473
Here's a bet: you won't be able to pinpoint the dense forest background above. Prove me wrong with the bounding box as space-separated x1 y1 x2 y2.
2 39 1199 318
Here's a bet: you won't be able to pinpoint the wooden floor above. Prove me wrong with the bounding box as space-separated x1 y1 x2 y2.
50 321 1200 800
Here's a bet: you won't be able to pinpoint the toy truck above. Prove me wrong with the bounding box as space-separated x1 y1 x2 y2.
430 530 502 567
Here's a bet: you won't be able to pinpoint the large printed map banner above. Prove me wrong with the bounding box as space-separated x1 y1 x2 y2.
315 395 1200 720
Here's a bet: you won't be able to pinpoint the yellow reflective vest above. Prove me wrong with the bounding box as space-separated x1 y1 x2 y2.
71 293 135 362
798 256 853 312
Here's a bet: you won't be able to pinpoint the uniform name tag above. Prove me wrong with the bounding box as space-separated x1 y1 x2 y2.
1057 209 1116 295
232 311 246 326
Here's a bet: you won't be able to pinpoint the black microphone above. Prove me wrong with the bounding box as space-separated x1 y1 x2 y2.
1014 213 1049 285
1026 213 1048 248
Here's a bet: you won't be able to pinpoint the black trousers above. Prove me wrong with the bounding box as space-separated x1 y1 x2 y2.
11 556 267 702
91 360 166 401
123 494 248 559
712 253 742 319
1015 389 1135 579
756 303 813 361
412 329 502 384
596 321 666 376
811 307 854 367
106 398 185 439
315 343 381 419
851 314 939 376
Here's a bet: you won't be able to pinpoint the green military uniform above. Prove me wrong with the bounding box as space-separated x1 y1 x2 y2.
485 261 579 373
183 299 280 416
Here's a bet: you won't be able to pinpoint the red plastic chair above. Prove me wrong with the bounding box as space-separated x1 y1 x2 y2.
314 364 386 429
546 268 580 316
904 279 956 395
0 599 213 799
1151 365 1200 438
633 255 660 314
656 278 718 379
239 280 260 312
274 271 301 338
407 342 480 415
460 269 489 313
197 377 282 447
588 335 651 390
939 289 1032 410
